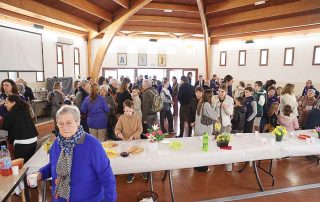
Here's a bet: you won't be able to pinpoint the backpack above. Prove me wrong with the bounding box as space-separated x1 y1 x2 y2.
149 89 163 112
45 92 54 110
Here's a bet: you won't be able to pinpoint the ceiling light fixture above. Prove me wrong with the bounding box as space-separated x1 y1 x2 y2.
255 0 266 6
164 9 173 13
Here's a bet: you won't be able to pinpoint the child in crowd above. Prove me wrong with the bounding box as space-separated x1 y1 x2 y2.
264 102 279 132
231 97 247 133
244 87 257 133
114 100 145 183
131 86 142 117
253 81 266 132
278 105 299 131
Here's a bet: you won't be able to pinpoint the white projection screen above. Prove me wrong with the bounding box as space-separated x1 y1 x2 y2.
0 26 43 72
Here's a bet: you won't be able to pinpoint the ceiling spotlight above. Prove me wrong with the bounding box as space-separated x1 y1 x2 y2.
245 39 254 44
255 0 266 5
164 9 173 13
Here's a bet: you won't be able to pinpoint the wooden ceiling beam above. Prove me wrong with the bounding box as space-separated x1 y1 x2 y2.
143 3 199 13
0 0 98 32
129 15 201 25
0 8 87 36
113 0 129 9
211 24 320 43
206 0 257 14
210 13 320 37
196 0 210 81
121 25 203 34
58 0 112 22
90 0 152 78
208 0 320 28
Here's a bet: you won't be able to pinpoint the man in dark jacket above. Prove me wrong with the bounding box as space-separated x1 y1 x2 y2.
178 76 194 137
231 97 247 133
224 75 234 97
142 79 158 135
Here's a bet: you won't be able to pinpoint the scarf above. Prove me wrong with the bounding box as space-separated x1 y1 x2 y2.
54 125 84 200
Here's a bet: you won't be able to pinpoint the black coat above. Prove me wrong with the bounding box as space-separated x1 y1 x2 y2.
24 85 35 101
231 106 247 131
188 98 199 123
178 83 194 105
3 106 38 144
116 90 132 114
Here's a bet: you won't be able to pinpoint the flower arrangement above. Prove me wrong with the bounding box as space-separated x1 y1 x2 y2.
272 126 287 142
216 133 231 143
315 126 320 138
43 139 54 154
145 124 167 142
216 133 231 147
42 134 56 154
271 126 287 136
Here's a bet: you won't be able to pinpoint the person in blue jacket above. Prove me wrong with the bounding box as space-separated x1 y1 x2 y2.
81 83 110 142
33 105 116 202
305 99 320 129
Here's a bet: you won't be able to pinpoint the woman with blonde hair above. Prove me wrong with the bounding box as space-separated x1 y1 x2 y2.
116 77 132 115
81 83 110 141
280 83 298 117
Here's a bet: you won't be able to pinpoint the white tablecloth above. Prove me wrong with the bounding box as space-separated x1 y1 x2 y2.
24 130 320 175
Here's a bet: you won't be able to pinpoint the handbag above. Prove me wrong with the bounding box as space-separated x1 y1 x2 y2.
201 104 214 126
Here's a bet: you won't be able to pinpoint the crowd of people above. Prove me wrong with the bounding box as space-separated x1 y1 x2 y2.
0 74 320 201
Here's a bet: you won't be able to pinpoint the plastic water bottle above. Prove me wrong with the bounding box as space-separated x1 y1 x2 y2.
202 132 209 152
0 145 12 176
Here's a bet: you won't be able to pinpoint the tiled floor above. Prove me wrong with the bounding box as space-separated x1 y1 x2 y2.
8 117 320 201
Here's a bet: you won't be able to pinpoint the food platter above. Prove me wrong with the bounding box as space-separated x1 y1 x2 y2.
102 141 119 148
169 141 184 150
129 145 144 155
298 134 311 139
105 149 118 158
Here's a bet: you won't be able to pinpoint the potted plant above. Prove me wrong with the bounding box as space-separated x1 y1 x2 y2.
145 124 167 151
216 133 231 147
271 126 287 142
42 133 55 158
315 126 320 139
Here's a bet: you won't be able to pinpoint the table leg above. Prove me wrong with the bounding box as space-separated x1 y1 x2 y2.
149 172 154 192
162 170 168 182
168 170 175 202
257 159 275 186
238 161 249 173
42 180 47 202
23 175 31 202
253 161 265 191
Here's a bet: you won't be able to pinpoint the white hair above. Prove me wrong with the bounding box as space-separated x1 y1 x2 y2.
143 79 152 88
100 84 109 91
16 83 25 94
80 79 89 87
110 79 119 85
56 105 81 122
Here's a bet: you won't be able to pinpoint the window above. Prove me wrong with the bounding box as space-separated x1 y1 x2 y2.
238 50 246 66
56 44 64 77
284 47 294 66
259 49 269 66
74 48 80 78
313 45 320 65
8 72 18 81
36 72 45 82
220 51 227 66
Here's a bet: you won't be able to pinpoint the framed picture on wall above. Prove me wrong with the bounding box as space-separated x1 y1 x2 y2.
117 53 127 66
158 54 166 66
138 54 147 66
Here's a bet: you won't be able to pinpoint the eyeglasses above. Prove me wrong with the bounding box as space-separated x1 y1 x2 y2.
57 121 76 128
